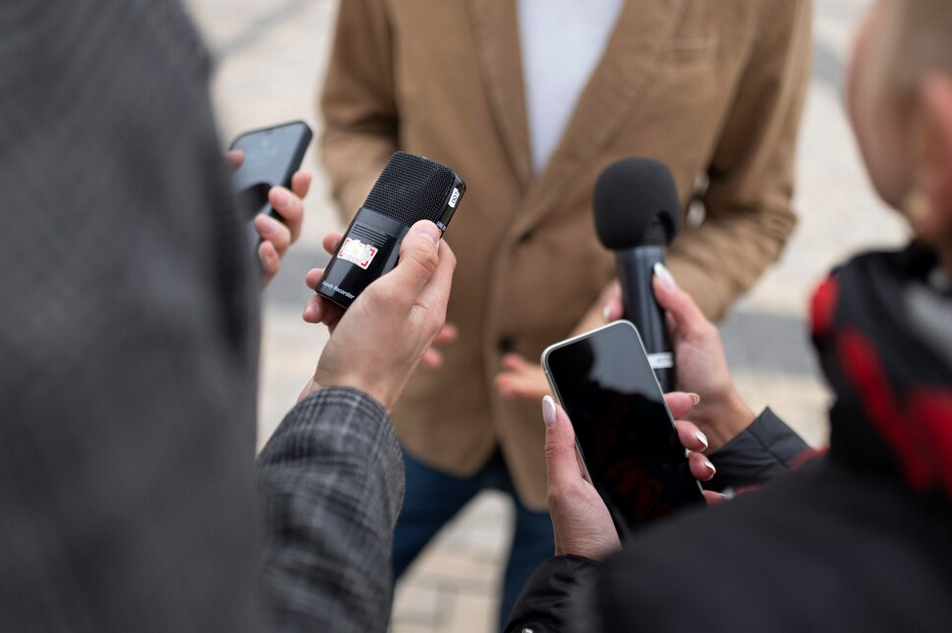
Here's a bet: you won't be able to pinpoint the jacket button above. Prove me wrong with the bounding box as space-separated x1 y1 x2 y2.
498 336 515 353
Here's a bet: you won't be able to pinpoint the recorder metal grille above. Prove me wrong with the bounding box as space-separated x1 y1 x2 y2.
362 152 457 226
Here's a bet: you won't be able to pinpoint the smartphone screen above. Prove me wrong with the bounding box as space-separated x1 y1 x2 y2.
543 321 703 537
230 121 312 203
229 121 312 253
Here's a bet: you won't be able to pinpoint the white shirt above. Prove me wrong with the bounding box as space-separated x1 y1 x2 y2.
517 0 626 174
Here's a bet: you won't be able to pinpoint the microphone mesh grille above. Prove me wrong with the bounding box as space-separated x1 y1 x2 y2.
362 152 457 227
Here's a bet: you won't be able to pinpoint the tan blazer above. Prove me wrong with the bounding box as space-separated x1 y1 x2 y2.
320 0 812 509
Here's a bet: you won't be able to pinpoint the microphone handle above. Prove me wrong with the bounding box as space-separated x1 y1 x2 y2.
617 246 675 392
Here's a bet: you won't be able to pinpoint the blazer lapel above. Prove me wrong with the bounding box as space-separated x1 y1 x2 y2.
468 0 533 187
515 0 689 234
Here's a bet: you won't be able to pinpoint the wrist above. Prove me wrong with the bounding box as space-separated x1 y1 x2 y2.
311 370 395 411
297 378 324 403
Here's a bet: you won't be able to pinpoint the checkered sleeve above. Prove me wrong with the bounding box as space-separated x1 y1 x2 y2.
256 387 405 633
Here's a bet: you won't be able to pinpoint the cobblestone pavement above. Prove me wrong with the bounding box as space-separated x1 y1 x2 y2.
184 1 897 630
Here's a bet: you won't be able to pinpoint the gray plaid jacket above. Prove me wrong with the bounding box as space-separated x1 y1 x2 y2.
0 0 402 631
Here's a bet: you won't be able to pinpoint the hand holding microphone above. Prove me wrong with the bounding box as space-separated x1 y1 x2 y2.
593 158 681 392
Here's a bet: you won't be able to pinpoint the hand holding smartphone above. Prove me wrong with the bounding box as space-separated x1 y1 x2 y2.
229 121 312 253
542 321 704 539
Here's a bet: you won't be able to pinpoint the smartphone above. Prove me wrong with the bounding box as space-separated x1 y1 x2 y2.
229 120 313 252
542 320 704 538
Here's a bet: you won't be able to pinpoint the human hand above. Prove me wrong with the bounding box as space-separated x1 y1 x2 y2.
494 354 552 401
421 324 459 369
542 392 723 561
227 149 312 287
603 264 755 451
299 221 456 410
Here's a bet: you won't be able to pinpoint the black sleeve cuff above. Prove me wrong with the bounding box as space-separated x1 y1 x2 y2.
705 407 810 492
505 556 599 633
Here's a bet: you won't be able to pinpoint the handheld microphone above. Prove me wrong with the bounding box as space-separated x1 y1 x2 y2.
318 151 466 309
593 158 680 392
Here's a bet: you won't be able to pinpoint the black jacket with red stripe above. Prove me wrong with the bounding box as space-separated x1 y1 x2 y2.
507 414 952 633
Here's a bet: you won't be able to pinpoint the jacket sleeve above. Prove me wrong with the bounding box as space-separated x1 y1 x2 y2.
320 0 399 220
256 387 405 633
666 0 812 321
705 407 811 493
505 556 601 633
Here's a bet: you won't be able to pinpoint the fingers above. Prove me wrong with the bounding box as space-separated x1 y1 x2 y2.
688 451 717 482
305 266 324 291
268 186 304 243
290 169 312 200
420 324 459 369
257 240 281 280
652 264 710 340
674 419 709 453
500 353 530 372
227 149 244 170
322 232 344 256
543 396 584 491
302 292 344 329
433 323 459 345
404 230 456 317
664 391 700 420
703 490 727 506
603 296 624 322
421 348 444 369
302 267 344 328
495 355 551 401
383 221 443 305
255 213 291 256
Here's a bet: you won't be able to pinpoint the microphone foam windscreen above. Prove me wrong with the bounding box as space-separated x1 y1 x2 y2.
593 158 681 248
363 151 458 227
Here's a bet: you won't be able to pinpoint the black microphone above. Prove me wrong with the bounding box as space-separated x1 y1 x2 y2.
593 158 680 392
318 151 466 309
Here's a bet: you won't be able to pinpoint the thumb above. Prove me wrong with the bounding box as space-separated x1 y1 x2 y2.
652 263 708 339
542 396 583 490
387 220 442 302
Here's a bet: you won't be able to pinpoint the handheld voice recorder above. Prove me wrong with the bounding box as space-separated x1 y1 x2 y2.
317 151 465 309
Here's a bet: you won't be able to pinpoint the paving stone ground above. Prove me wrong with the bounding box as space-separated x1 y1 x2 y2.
184 1 897 630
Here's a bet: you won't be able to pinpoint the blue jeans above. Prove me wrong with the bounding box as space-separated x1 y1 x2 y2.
393 448 554 630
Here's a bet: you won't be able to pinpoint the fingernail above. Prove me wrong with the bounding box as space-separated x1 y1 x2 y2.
414 222 440 244
602 304 611 321
688 393 701 406
703 458 717 475
542 395 557 429
694 430 709 451
654 262 677 290
259 217 278 237
273 189 290 208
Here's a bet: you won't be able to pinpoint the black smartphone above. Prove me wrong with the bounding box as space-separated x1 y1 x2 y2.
542 320 704 538
229 120 313 252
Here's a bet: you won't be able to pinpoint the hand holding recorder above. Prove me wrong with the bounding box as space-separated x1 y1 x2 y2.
299 221 457 411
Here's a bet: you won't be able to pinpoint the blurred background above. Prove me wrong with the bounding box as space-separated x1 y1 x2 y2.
185 0 903 630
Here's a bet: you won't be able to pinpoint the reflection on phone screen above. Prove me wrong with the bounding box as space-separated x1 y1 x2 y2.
547 323 702 536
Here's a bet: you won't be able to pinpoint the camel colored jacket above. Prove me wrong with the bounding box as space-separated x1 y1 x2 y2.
320 0 812 509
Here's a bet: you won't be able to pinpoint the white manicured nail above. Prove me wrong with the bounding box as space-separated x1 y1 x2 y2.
654 262 677 290
542 395 557 428
694 430 709 450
